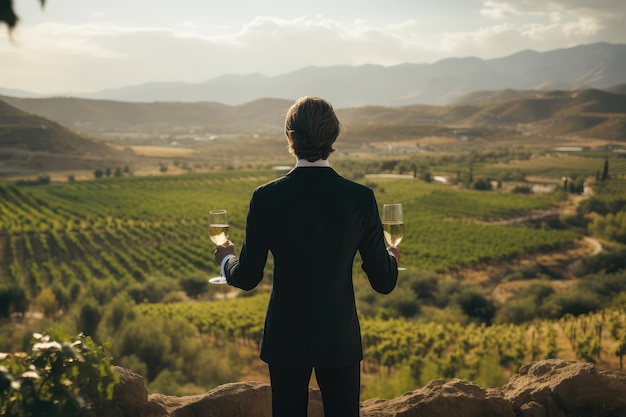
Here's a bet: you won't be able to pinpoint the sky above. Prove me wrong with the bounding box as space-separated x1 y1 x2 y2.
1 0 626 94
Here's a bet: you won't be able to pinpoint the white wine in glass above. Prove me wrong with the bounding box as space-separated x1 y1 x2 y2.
209 209 229 284
382 203 406 270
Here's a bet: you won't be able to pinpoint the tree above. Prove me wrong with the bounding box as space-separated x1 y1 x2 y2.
568 177 585 194
616 337 626 370
473 178 493 191
454 288 495 324
0 284 28 317
1 0 45 31
94 169 104 179
35 287 58 316
602 158 609 181
180 274 209 299
76 298 102 337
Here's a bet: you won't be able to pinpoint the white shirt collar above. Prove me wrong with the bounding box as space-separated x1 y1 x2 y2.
295 159 330 168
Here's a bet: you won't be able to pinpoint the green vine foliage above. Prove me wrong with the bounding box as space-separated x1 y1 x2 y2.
0 329 118 417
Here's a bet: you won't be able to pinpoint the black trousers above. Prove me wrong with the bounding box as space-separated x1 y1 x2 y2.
268 363 361 417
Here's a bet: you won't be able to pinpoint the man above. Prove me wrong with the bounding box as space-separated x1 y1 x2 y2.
215 96 399 417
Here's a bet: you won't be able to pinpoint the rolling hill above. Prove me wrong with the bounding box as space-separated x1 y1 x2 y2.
455 89 626 139
0 96 292 134
0 99 117 154
2 88 625 147
0 99 130 175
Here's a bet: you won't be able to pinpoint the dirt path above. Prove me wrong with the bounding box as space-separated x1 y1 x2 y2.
552 323 577 361
478 181 601 302
476 209 560 226
478 181 594 227
583 236 602 256
488 181 613 367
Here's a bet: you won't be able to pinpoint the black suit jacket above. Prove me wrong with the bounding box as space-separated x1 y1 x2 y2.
225 167 398 367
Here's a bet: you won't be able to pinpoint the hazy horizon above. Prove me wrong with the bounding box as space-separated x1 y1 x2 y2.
1 0 626 95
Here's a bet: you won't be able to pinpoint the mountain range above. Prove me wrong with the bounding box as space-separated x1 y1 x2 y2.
1 43 625 108
3 87 625 141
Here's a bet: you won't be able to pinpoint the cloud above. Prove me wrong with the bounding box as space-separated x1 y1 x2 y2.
469 0 626 55
202 16 431 76
1 18 428 92
1 5 625 94
481 2 525 19
480 0 625 32
486 0 626 23
485 0 623 13
515 0 625 13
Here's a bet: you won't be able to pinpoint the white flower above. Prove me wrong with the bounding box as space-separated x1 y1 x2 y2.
32 342 62 351
21 371 40 379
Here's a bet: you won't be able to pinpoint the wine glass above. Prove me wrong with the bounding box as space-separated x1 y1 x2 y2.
382 203 406 270
208 209 229 284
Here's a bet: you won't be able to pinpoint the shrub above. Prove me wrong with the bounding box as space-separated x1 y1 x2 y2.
406 272 440 301
578 270 626 300
97 293 136 339
576 248 626 275
540 291 603 318
433 278 464 308
34 288 59 317
588 211 626 244
517 281 555 302
0 285 28 318
0 330 118 417
180 273 209 299
126 274 179 304
454 289 495 324
511 185 532 194
473 178 493 191
380 288 421 318
494 297 538 324
76 299 102 338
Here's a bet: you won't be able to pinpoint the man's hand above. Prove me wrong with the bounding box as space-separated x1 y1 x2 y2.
215 240 237 265
387 246 400 268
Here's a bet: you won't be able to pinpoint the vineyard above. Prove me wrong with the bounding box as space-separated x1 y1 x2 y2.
0 172 271 295
0 167 604 397
137 293 626 398
0 169 579 294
